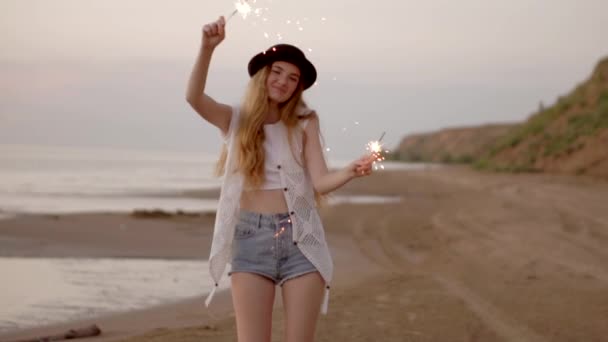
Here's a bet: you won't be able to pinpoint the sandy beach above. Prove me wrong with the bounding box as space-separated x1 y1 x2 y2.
1 166 608 342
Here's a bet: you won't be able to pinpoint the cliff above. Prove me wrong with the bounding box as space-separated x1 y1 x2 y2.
395 124 515 163
478 57 608 178
394 56 608 179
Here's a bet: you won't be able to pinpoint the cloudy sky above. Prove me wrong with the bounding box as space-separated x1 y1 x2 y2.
1 0 607 159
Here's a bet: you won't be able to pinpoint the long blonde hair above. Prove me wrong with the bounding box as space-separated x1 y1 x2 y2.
215 65 311 189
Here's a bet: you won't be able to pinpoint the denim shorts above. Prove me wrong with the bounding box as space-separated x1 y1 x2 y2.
229 210 319 285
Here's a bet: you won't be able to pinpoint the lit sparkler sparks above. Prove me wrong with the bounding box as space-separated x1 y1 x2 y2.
325 122 389 172
226 1 329 45
366 131 388 170
274 226 286 238
228 0 254 21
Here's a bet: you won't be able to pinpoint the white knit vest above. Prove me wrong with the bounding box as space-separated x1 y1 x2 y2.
205 106 334 313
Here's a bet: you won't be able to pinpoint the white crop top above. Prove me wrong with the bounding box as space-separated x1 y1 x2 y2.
244 119 310 191
259 122 283 190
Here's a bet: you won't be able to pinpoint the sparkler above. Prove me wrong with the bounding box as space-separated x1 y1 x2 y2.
226 0 328 45
366 131 388 171
227 0 254 21
378 131 386 142
226 0 326 42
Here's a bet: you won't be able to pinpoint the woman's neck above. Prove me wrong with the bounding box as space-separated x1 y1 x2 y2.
266 102 281 123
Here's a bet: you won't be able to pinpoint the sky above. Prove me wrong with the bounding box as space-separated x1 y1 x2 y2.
1 0 607 159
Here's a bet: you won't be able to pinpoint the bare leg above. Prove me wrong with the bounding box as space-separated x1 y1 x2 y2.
231 272 276 342
281 272 325 342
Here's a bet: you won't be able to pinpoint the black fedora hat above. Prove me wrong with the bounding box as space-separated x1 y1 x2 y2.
248 44 317 90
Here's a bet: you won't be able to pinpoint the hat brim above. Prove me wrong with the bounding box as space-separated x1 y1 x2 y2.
248 46 317 90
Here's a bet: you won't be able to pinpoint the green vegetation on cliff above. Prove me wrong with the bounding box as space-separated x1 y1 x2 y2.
394 56 608 179
475 57 608 175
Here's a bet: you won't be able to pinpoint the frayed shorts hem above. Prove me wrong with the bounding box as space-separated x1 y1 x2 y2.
228 268 319 287
277 269 320 286
228 270 278 284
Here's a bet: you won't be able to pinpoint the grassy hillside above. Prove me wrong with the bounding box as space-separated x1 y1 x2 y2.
393 56 608 179
476 57 608 177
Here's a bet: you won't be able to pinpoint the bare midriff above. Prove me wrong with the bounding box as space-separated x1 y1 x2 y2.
240 189 289 214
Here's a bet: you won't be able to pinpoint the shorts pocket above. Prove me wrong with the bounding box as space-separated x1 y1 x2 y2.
234 221 257 239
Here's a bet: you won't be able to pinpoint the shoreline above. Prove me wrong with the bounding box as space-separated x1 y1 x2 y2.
0 172 405 338
0 206 385 340
0 288 236 342
0 184 397 337
0 211 216 260
0 160 432 219
2 167 608 341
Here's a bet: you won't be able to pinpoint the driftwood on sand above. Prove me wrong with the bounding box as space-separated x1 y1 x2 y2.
7 324 101 342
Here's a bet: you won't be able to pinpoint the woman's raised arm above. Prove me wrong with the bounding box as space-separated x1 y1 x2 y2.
186 16 232 136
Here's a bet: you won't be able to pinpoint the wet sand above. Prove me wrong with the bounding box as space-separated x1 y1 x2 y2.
1 166 608 341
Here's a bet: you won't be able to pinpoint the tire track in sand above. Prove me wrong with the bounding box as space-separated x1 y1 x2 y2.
427 212 550 342
433 274 548 342
352 204 549 342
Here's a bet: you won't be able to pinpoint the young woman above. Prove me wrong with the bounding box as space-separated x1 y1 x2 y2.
186 16 375 342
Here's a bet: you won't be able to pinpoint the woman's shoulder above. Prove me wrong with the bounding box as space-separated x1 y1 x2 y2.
296 103 318 130
296 102 315 117
221 104 242 141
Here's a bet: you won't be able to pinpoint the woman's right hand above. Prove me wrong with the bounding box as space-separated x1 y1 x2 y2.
202 16 226 50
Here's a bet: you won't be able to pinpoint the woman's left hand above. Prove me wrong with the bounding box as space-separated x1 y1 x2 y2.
346 154 376 179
